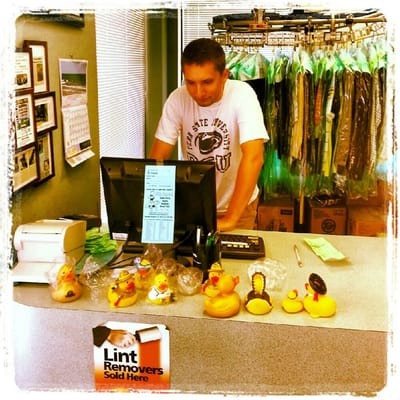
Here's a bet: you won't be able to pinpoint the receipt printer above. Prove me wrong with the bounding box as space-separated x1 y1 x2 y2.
12 219 87 283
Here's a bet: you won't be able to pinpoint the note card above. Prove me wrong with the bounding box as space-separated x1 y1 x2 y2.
304 237 346 262
141 165 176 244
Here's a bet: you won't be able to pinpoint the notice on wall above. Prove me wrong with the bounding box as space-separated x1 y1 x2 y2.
59 59 94 167
93 321 170 392
141 165 176 244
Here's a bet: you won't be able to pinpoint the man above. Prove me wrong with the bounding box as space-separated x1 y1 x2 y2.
150 38 269 232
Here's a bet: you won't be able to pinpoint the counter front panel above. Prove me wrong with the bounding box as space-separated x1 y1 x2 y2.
12 231 391 395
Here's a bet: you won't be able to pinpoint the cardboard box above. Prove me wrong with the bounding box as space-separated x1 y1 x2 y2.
347 206 387 236
346 179 388 208
257 198 294 232
305 198 347 235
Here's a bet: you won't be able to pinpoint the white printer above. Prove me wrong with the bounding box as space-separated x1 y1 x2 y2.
12 219 87 283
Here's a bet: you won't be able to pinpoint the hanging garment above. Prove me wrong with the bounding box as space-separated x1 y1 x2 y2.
237 52 269 80
225 38 388 200
347 70 372 180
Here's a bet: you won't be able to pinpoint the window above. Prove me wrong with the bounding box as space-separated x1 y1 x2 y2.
95 10 146 221
95 9 146 158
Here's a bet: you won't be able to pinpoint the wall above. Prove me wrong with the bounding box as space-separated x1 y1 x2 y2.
145 9 179 158
12 14 100 235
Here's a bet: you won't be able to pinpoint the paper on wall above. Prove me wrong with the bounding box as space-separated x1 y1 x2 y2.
59 59 94 167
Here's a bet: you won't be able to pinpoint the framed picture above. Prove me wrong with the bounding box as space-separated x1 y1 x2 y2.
15 48 33 91
13 145 39 192
23 40 49 94
15 91 36 149
34 91 57 133
37 131 55 182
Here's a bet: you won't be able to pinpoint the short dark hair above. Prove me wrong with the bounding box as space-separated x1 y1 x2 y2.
181 38 226 74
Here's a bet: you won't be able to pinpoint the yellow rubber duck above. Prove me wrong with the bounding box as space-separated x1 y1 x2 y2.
282 289 304 313
147 273 175 305
50 263 83 303
204 274 241 318
107 270 138 308
244 272 273 315
201 262 224 298
303 273 336 318
134 258 155 291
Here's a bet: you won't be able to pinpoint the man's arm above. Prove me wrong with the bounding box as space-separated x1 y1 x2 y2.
217 139 264 232
149 138 175 160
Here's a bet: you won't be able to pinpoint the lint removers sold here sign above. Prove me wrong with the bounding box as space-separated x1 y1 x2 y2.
93 321 170 392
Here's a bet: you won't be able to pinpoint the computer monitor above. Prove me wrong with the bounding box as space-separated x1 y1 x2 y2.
100 156 217 255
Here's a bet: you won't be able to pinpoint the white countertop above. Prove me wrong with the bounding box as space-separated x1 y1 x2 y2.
13 230 391 332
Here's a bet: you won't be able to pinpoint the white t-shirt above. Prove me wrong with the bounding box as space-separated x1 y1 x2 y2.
154 79 269 213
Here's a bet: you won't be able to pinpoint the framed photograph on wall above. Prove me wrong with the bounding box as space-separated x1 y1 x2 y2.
37 131 55 182
13 145 39 192
15 48 33 91
23 40 49 94
15 91 36 149
34 91 57 133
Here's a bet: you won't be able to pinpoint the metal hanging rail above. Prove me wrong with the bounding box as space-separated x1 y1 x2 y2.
209 8 387 47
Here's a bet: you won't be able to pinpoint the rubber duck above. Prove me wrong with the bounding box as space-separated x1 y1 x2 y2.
282 289 304 313
107 270 138 308
244 272 273 315
147 273 175 305
204 274 241 318
134 257 155 291
303 273 336 318
50 263 83 303
201 262 224 297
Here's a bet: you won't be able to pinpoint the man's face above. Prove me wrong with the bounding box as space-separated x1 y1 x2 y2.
183 61 228 107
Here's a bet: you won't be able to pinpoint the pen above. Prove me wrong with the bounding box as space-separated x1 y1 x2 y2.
293 245 303 268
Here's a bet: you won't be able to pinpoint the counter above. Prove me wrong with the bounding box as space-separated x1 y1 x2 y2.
12 230 391 395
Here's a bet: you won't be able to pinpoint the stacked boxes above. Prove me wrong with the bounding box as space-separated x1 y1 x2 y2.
257 197 294 232
256 182 389 237
345 180 389 236
347 207 387 236
305 198 347 235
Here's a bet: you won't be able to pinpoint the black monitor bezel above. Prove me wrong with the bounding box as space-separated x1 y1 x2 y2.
100 156 217 251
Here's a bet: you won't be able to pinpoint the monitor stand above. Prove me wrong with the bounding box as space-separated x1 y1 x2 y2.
123 241 176 258
122 226 196 262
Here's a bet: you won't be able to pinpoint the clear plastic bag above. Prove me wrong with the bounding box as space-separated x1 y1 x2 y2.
79 255 109 303
177 266 203 295
48 256 83 303
247 258 287 291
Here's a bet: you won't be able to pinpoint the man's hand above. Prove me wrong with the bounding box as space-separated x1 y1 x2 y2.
217 215 238 232
107 329 136 348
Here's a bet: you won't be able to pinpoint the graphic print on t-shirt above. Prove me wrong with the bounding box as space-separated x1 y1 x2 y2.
195 131 222 154
186 116 231 173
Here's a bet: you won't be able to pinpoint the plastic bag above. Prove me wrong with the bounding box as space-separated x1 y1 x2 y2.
48 256 83 303
247 258 287 291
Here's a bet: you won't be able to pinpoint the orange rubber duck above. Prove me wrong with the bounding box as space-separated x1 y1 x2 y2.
50 263 83 303
204 274 241 318
202 262 224 297
134 258 155 291
282 289 304 313
303 273 336 318
147 273 175 305
107 270 138 308
244 271 273 315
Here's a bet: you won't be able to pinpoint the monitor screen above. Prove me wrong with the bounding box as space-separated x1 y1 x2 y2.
100 156 217 254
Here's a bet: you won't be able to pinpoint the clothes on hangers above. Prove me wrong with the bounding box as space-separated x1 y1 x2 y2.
224 38 388 200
